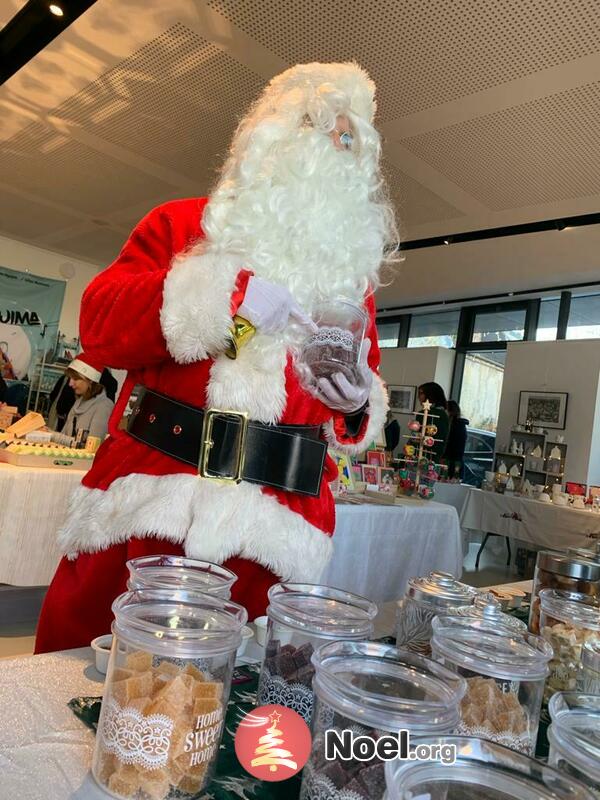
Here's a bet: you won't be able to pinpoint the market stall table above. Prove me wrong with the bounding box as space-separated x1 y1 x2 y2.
322 498 463 603
461 488 600 552
0 462 85 586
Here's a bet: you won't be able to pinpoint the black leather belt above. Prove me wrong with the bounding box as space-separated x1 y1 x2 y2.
126 386 327 497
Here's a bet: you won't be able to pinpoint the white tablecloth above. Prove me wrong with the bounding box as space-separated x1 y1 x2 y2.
432 482 472 517
0 463 84 586
461 488 600 551
322 500 463 603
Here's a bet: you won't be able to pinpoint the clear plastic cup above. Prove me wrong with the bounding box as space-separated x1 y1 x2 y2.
299 298 367 383
299 640 466 800
384 735 595 799
548 692 600 796
431 616 552 755
539 589 600 706
92 588 247 799
126 555 237 599
257 582 377 724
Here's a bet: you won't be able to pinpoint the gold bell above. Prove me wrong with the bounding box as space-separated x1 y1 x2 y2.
224 315 256 359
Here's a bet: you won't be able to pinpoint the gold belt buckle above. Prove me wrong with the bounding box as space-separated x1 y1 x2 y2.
199 408 249 483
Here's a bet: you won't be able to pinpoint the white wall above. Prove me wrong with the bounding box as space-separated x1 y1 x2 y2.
379 346 456 407
497 340 600 485
0 235 99 341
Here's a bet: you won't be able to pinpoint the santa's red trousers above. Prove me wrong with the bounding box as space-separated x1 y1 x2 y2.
34 538 277 654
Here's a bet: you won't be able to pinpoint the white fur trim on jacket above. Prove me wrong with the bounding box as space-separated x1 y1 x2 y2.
160 252 241 364
58 473 333 583
322 372 388 456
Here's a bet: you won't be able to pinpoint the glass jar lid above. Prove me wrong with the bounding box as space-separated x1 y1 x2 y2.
582 640 600 672
548 693 600 782
539 589 600 630
384 736 595 799
126 555 237 594
537 550 600 581
431 616 552 680
311 640 465 733
567 542 600 563
266 583 377 639
111 588 247 658
451 593 527 634
406 571 479 609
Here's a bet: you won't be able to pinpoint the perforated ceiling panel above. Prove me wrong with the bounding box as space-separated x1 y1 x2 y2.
50 227 128 264
0 121 177 216
0 189 84 241
52 23 265 185
208 0 600 119
385 163 464 232
400 80 600 210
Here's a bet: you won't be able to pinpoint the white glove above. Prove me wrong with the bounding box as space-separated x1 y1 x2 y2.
238 276 317 335
315 339 373 414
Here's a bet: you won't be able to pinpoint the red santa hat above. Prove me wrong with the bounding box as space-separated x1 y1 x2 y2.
68 353 103 383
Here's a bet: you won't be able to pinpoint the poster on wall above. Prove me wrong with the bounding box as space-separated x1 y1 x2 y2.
0 266 65 380
517 390 569 430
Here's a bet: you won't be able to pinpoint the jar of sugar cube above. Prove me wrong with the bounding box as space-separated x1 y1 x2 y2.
547 692 600 796
257 583 377 724
126 555 237 599
299 640 466 800
431 616 552 755
539 589 600 707
92 588 247 800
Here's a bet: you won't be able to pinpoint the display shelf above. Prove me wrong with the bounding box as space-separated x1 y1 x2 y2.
494 429 568 490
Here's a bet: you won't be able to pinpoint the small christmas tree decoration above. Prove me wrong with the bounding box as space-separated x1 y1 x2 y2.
397 401 445 500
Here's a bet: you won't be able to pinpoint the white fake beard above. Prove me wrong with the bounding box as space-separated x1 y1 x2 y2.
205 128 388 312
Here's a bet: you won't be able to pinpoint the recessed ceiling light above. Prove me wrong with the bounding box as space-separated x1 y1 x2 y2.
443 239 450 245
49 4 64 16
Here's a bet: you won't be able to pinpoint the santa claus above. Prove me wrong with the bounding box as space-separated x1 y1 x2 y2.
35 62 398 653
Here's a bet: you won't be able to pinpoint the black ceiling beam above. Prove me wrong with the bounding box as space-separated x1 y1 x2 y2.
400 211 600 251
0 0 98 85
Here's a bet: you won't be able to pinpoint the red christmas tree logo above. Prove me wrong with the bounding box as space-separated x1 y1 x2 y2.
235 704 311 781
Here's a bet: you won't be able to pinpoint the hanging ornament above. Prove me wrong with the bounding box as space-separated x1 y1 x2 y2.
425 425 438 436
408 420 421 432
404 444 416 457
424 436 435 447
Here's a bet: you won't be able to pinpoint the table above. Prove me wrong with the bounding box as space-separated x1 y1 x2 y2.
461 488 600 551
0 463 84 586
322 499 463 603
432 481 472 517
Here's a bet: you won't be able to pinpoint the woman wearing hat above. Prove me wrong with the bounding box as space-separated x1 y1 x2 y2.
51 354 113 446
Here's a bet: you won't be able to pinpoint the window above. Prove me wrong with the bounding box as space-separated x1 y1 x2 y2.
566 293 600 340
472 308 526 343
376 321 400 348
537 298 560 341
459 351 506 433
408 310 459 348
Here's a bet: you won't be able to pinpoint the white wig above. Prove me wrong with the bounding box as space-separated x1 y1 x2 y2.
199 62 399 308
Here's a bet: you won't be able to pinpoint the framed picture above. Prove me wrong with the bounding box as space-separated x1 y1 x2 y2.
388 385 417 414
518 391 569 430
588 486 600 501
566 481 587 496
366 449 386 467
361 465 379 485
378 467 395 487
351 465 363 482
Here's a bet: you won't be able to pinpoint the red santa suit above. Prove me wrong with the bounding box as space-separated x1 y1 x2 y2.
34 196 387 653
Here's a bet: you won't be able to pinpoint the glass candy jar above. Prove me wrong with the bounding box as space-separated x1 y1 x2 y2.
92 589 247 800
300 641 466 800
384 735 595 800
529 550 600 634
257 583 376 724
539 589 600 706
126 555 237 598
396 572 478 656
431 616 552 755
548 692 600 797
448 592 528 635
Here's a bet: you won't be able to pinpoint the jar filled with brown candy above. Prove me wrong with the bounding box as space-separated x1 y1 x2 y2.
92 588 247 800
396 572 478 657
529 550 600 634
431 616 552 755
257 583 377 724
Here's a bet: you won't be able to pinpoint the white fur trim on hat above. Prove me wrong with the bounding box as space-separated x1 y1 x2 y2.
58 473 333 583
322 372 389 456
69 358 102 383
160 251 241 364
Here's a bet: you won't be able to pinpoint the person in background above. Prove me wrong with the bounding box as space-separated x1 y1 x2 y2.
48 366 118 432
51 354 113 446
445 399 469 481
0 373 6 403
384 409 400 457
417 382 449 459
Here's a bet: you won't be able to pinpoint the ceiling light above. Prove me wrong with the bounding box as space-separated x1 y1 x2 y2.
49 4 64 16
443 239 450 245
